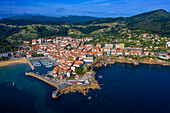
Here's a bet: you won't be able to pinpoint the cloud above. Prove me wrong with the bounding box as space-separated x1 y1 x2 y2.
57 7 64 10
56 7 64 12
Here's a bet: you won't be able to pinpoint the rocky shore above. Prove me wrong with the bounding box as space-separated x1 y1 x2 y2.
54 56 170 99
93 56 170 68
60 82 101 96
58 69 100 97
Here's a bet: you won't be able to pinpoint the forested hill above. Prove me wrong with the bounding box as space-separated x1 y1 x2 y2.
77 9 170 36
126 9 170 35
0 9 169 42
0 15 98 25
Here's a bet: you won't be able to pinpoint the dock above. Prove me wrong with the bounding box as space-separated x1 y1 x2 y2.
25 72 69 99
26 58 35 70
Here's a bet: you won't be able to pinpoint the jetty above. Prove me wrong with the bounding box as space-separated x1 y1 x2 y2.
26 58 35 70
25 72 69 99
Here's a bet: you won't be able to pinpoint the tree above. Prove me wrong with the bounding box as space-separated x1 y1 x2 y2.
75 67 86 75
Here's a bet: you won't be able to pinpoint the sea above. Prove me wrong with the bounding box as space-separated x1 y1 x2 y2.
0 63 170 113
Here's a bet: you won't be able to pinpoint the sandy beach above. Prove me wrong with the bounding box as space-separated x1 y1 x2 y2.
0 59 27 67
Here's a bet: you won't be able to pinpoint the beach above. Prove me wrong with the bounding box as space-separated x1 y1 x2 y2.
0 58 27 67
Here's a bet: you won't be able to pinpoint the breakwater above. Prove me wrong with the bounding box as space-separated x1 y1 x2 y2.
25 72 69 99
26 58 35 70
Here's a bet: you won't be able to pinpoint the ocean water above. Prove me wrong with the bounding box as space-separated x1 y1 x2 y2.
0 63 170 113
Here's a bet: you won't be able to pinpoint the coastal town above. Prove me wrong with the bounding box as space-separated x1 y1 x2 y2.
1 0 170 112
0 33 170 98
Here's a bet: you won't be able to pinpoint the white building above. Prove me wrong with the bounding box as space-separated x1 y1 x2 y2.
166 42 170 47
67 69 73 78
105 44 113 48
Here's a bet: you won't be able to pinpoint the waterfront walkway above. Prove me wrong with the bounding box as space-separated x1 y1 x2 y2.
25 72 69 99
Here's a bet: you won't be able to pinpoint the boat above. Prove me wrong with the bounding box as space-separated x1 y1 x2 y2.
98 75 103 78
46 65 52 68
12 82 15 87
88 96 92 100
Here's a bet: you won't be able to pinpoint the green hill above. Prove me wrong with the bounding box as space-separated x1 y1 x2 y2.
126 9 170 35
4 15 98 24
0 19 40 25
77 9 170 36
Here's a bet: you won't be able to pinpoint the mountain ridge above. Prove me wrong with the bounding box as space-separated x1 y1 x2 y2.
2 15 99 24
0 9 169 36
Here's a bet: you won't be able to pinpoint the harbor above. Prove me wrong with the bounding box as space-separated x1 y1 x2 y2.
25 72 70 99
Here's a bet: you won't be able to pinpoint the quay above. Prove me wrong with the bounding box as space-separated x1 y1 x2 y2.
25 72 70 99
26 58 35 70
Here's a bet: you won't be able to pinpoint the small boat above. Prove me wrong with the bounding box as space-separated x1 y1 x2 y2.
46 65 52 68
12 82 15 87
88 96 92 100
98 75 103 78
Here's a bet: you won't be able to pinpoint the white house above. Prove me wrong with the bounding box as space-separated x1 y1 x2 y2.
67 69 73 78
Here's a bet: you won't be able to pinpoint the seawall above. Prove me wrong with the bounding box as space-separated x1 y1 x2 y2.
25 72 70 99
26 58 35 70
25 72 59 89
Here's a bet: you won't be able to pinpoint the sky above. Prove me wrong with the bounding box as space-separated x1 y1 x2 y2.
0 0 169 18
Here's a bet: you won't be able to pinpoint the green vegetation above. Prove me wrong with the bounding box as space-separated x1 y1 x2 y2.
0 25 21 40
126 9 170 36
2 15 98 25
0 9 169 50
22 54 26 57
67 74 75 80
0 40 17 53
75 67 86 75
71 25 108 34
0 56 9 61
31 54 44 57
75 9 170 36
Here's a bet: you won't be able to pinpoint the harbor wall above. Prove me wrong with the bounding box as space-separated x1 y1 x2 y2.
25 72 59 89
26 58 35 70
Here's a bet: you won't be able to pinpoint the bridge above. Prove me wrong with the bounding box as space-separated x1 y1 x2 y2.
25 72 70 99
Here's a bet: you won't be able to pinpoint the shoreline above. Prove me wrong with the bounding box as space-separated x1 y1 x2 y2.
94 57 170 68
3 56 168 99
0 58 27 67
59 70 100 97
46 58 170 99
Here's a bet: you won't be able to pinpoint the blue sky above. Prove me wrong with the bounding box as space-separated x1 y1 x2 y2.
0 0 169 18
